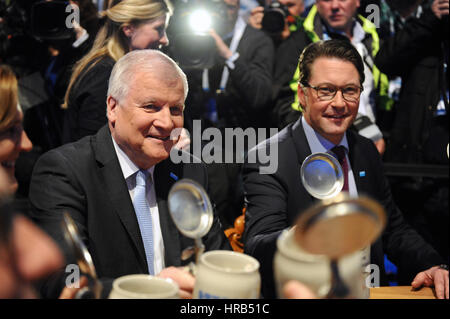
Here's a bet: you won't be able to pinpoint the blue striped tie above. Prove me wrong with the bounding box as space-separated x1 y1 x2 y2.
133 170 155 275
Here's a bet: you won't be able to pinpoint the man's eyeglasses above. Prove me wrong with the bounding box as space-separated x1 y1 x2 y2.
302 83 363 102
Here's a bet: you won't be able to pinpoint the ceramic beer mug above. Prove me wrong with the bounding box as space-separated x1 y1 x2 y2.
274 227 368 298
193 250 261 299
108 274 179 299
274 193 386 299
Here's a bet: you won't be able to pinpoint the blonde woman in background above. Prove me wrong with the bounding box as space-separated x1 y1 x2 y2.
62 0 173 144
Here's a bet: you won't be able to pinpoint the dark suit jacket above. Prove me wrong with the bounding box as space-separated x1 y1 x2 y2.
243 117 444 298
29 125 230 298
62 56 115 144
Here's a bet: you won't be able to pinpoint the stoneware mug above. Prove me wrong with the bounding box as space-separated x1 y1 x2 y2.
108 274 179 299
274 227 370 299
193 250 261 299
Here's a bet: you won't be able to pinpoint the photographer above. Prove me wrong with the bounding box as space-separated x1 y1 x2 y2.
248 0 305 45
178 0 275 130
168 0 274 229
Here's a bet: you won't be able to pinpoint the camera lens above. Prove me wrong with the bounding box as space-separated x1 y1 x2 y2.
262 9 286 33
261 1 289 34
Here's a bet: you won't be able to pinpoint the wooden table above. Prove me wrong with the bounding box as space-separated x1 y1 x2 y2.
370 286 436 299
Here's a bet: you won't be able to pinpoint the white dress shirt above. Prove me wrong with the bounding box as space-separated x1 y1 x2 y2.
112 137 165 275
302 116 358 198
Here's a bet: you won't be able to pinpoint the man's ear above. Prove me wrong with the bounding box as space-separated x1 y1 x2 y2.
107 96 117 126
298 84 307 110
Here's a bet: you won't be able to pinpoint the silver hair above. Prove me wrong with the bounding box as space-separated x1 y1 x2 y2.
107 49 188 103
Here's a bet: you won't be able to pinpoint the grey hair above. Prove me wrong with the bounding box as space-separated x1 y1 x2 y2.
107 49 188 103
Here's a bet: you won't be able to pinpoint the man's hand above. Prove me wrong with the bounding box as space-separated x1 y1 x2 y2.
209 29 233 60
58 276 89 299
432 0 449 19
158 266 195 299
172 128 191 151
374 138 386 155
411 266 449 299
248 6 264 29
283 280 317 299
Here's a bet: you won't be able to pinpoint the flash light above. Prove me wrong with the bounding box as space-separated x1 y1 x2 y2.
189 9 212 33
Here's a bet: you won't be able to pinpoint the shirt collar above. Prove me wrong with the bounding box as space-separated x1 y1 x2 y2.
111 136 154 180
322 18 364 43
302 116 349 154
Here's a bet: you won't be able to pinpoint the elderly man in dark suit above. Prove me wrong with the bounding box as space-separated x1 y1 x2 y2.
243 40 448 299
29 49 231 299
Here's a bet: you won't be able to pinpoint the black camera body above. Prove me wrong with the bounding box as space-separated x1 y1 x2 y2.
261 1 289 34
31 0 76 40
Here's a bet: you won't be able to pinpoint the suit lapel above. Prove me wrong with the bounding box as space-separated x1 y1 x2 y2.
291 117 315 208
93 126 148 271
291 117 313 167
347 132 370 195
154 159 182 267
347 132 385 271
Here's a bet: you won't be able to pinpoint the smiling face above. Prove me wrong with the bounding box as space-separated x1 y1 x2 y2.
125 14 169 50
108 67 185 169
298 57 360 144
0 110 32 194
316 0 360 34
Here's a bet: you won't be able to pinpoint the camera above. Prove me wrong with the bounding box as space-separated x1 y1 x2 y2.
31 0 77 40
261 1 289 34
169 0 228 70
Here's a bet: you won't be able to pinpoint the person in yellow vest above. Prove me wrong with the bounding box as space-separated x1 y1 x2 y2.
272 0 390 155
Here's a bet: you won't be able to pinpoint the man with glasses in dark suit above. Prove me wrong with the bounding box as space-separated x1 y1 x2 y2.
243 39 448 299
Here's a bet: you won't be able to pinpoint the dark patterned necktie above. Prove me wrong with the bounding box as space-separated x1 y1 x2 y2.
331 145 349 192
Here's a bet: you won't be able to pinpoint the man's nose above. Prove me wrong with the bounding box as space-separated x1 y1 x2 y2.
331 90 347 108
154 107 174 130
331 0 340 9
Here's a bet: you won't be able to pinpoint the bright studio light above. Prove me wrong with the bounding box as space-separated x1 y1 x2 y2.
189 9 212 33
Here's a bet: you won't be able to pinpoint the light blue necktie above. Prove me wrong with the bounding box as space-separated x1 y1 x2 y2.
133 170 155 275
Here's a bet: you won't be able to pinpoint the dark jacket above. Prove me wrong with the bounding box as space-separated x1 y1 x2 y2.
62 56 115 144
243 117 444 298
375 8 449 165
29 125 231 298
